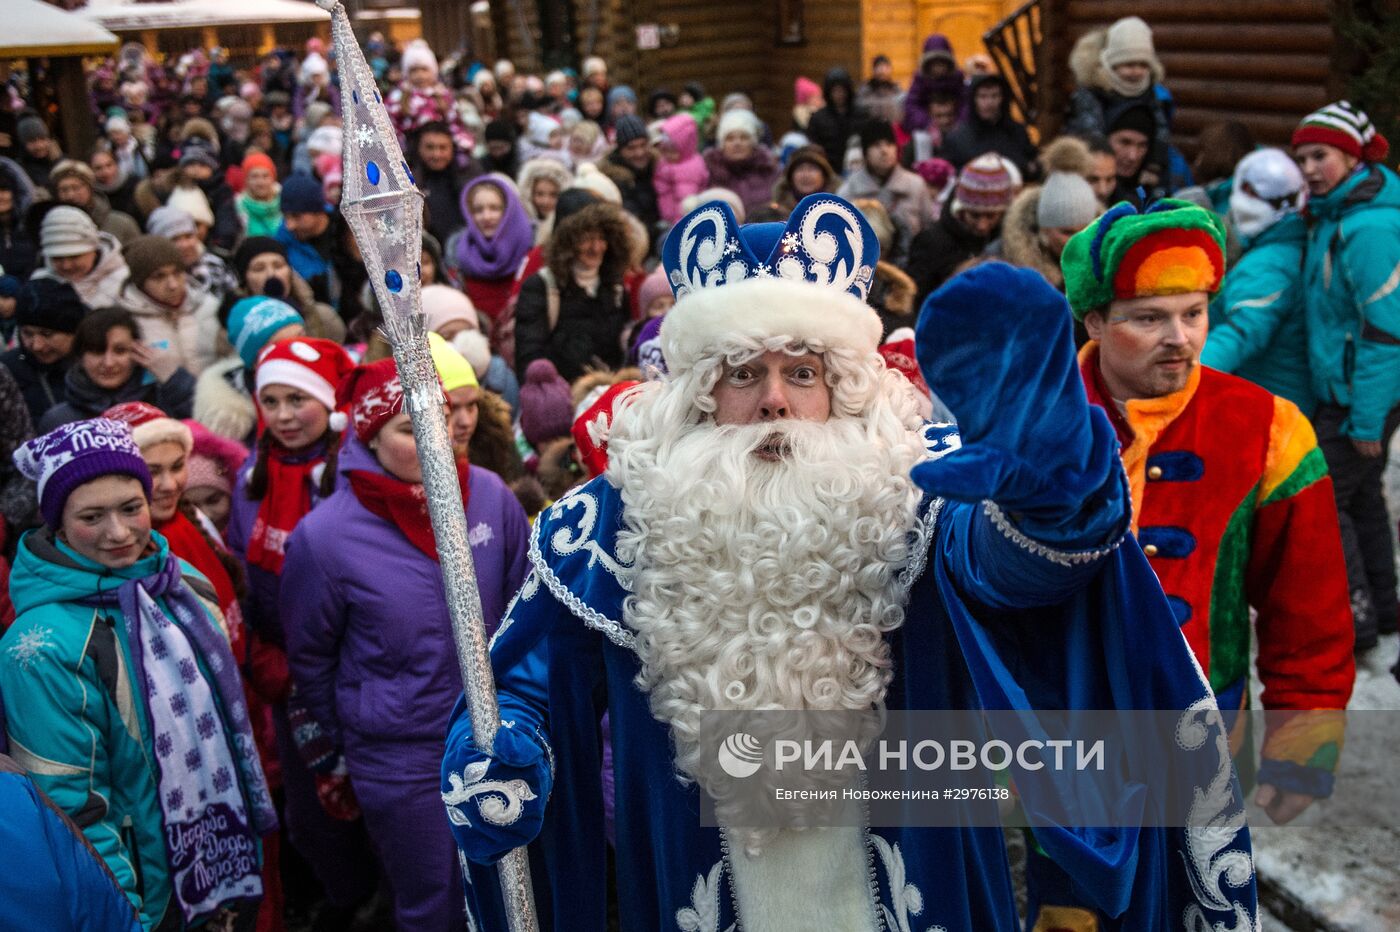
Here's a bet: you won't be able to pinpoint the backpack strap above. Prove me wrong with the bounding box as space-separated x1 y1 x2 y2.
538 267 561 334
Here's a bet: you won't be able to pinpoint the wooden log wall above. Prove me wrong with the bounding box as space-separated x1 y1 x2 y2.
1040 0 1336 153
466 0 860 140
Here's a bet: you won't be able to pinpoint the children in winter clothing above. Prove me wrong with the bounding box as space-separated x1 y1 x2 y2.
653 113 709 224
38 307 195 432
2 418 275 930
282 359 528 932
224 337 380 919
1064 16 1175 190
103 401 288 932
387 40 473 153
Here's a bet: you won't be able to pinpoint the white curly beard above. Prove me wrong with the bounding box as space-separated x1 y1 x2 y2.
607 356 928 855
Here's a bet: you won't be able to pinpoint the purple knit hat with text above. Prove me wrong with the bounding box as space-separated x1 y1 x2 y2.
14 418 153 528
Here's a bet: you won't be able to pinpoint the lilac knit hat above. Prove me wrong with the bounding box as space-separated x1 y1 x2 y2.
14 418 153 528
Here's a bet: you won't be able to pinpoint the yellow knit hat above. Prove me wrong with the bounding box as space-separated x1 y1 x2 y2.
428 332 478 393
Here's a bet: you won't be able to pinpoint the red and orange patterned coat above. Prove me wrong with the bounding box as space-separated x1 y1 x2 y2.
1081 343 1354 796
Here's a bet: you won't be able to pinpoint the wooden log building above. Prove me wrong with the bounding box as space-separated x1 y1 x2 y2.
422 0 1363 153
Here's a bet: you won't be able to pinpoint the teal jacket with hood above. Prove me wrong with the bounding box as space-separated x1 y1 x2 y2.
0 529 228 930
1302 162 1400 440
1202 211 1314 412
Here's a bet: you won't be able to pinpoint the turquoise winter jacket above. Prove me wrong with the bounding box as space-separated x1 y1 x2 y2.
1202 211 1314 412
0 530 225 931
1301 163 1400 439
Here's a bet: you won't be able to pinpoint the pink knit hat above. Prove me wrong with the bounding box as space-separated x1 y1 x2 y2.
184 420 250 497
637 265 672 316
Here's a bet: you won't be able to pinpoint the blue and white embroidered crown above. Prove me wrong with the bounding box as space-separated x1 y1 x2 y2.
662 193 879 302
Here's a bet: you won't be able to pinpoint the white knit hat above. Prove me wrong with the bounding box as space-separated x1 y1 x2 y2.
400 40 438 79
167 186 214 226
570 163 622 205
1101 16 1156 70
1036 172 1101 230
717 109 761 144
41 206 101 258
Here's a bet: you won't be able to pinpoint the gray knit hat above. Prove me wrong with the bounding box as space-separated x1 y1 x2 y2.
146 205 198 239
1036 172 1100 231
41 206 101 258
17 115 48 145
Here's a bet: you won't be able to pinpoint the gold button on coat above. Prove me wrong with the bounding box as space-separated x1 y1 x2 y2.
1143 544 1159 557
1148 466 1163 480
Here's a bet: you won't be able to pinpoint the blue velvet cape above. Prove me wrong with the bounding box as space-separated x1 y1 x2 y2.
442 422 1257 932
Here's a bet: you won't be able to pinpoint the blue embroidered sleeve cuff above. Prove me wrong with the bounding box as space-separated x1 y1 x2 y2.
442 701 553 866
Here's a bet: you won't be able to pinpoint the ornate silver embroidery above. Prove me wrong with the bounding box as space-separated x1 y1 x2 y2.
981 500 1125 567
871 835 946 932
670 206 743 297
675 859 735 932
442 756 539 829
526 484 638 650
1177 697 1257 932
546 486 634 588
664 193 878 302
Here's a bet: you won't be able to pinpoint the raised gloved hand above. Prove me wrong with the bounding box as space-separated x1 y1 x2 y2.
911 262 1119 526
441 711 551 866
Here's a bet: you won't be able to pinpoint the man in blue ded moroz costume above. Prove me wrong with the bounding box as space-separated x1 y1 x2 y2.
440 193 1258 931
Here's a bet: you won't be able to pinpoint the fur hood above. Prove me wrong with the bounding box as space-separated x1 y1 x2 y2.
999 186 1064 289
873 261 917 317
193 355 257 442
517 158 575 222
1069 28 1165 93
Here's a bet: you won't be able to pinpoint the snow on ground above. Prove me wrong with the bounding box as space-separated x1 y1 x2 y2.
1249 634 1400 930
1246 438 1400 929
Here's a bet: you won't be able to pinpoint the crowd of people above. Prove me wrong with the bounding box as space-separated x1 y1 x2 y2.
0 12 1394 932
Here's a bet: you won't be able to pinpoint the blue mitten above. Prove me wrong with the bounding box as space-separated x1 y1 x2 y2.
441 705 552 866
912 263 1119 525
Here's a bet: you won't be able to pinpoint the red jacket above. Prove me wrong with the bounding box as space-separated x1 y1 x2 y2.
1081 344 1353 795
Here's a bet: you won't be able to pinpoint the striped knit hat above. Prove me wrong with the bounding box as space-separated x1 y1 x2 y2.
952 154 1014 213
1292 101 1389 163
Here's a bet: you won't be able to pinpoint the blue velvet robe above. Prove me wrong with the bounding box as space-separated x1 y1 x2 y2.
443 425 1258 932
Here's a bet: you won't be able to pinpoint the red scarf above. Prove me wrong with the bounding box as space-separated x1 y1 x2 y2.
247 444 325 574
347 458 472 560
157 509 246 663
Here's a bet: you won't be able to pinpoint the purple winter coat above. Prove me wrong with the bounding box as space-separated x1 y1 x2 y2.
225 442 340 649
278 437 530 751
903 34 968 133
702 146 782 216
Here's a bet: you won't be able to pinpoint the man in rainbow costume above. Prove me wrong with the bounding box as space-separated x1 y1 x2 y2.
440 193 1259 931
1024 198 1354 928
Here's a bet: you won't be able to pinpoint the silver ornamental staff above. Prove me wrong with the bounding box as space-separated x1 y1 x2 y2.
314 2 540 929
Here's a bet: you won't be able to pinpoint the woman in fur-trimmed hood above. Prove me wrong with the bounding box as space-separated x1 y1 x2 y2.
1063 17 1174 187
